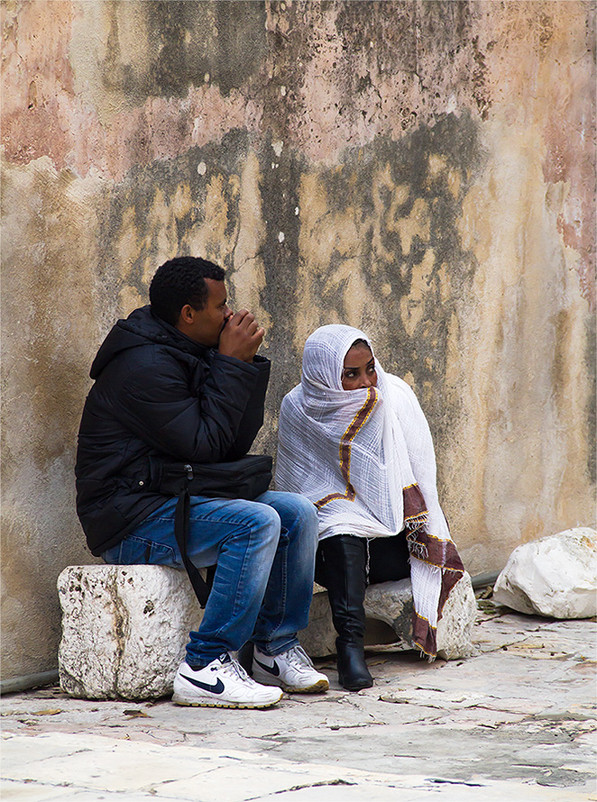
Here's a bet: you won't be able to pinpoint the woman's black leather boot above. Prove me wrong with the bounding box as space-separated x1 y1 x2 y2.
317 535 373 691
336 640 372 691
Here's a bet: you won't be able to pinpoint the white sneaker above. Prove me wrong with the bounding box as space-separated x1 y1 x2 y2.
252 645 329 693
172 653 283 709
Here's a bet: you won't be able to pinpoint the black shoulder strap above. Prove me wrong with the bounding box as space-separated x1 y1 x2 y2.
174 490 212 608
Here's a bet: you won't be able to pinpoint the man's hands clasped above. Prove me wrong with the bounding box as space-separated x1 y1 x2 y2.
218 310 265 363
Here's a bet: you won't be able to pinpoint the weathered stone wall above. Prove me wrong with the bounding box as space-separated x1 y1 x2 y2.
2 1 594 679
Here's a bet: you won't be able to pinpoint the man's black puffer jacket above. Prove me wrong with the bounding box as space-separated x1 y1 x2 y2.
75 306 270 556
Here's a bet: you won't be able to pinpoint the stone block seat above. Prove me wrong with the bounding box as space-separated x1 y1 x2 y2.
58 565 477 701
58 565 203 701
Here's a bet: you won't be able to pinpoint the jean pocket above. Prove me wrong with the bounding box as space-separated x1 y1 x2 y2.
102 535 176 566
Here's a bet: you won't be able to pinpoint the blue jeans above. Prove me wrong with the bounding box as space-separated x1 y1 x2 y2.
101 491 318 668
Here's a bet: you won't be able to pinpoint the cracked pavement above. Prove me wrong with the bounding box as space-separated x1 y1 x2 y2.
1 604 596 800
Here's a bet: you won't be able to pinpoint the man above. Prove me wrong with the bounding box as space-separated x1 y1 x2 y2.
76 256 328 708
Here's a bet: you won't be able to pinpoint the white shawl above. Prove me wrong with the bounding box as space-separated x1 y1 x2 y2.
275 324 464 657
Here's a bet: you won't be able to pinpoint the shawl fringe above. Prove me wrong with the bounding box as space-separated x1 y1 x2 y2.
405 512 429 530
409 529 465 659
406 529 429 560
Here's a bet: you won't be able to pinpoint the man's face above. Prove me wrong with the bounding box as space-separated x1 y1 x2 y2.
179 279 232 347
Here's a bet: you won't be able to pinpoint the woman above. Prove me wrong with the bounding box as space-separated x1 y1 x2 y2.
275 324 464 691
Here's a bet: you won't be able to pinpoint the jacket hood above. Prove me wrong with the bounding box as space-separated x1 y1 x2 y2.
90 305 209 379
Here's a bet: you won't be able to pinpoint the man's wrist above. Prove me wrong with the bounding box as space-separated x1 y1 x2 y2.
214 351 260 370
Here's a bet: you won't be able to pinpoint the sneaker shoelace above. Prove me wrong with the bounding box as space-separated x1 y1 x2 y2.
217 654 251 682
284 645 315 670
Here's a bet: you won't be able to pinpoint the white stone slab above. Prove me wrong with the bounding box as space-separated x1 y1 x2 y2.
0 781 69 801
299 572 477 660
493 527 597 619
58 565 203 700
2 733 591 802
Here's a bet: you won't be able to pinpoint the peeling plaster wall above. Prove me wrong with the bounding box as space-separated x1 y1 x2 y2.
1 1 594 679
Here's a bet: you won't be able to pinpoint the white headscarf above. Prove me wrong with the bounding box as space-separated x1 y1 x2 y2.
275 324 464 657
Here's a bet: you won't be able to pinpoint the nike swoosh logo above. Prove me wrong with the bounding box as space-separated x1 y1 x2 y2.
254 657 280 677
180 674 225 694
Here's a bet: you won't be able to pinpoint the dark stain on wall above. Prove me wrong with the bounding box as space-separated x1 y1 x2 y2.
99 112 483 459
280 112 483 451
257 137 307 418
97 129 249 306
335 1 489 116
102 1 268 100
335 2 418 74
552 308 596 485
335 0 477 76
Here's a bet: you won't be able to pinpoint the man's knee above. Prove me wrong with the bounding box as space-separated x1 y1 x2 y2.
233 501 282 544
255 503 283 535
268 492 318 535
287 492 318 519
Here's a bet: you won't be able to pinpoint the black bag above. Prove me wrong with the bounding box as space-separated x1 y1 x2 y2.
148 454 273 500
148 455 273 607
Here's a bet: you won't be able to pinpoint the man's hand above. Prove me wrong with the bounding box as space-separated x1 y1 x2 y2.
218 310 265 362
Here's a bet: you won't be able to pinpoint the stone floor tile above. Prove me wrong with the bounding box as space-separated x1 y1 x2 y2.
155 763 339 801
0 780 69 801
251 784 408 801
2 734 218 794
1 731 84 765
6 789 189 802
250 776 595 802
2 614 595 799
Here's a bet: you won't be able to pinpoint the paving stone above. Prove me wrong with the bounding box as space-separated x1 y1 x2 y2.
3 614 596 800
300 572 477 660
1 733 592 802
57 565 203 700
0 781 69 801
493 527 597 619
158 759 337 801
2 734 210 793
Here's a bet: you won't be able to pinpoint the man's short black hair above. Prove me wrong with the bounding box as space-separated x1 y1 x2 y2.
149 257 225 325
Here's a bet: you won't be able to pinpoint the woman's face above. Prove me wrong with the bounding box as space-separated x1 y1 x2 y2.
341 343 378 390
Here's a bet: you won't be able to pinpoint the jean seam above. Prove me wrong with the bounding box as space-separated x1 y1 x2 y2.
143 505 266 528
261 534 288 645
187 510 265 528
232 525 255 621
265 637 300 657
204 521 255 642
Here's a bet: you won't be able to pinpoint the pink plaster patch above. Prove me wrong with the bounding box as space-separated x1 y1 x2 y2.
1 3 260 181
543 80 595 310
